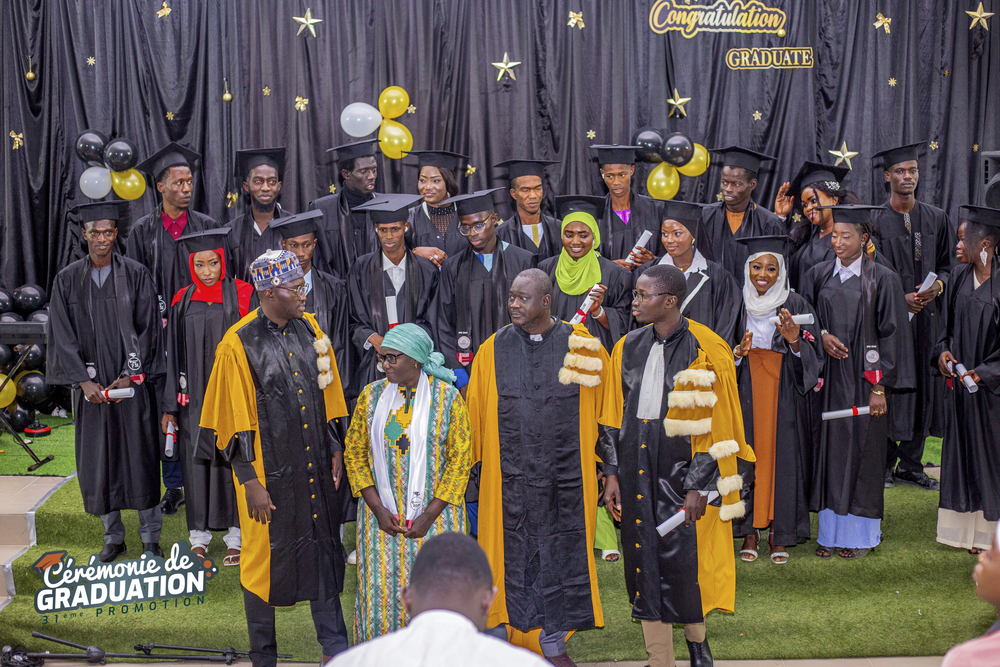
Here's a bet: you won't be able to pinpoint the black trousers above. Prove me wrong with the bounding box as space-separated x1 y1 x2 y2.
888 435 926 475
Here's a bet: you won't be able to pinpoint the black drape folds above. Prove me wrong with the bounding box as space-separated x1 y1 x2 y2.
2 1 998 290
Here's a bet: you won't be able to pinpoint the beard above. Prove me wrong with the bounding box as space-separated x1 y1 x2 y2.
252 198 276 214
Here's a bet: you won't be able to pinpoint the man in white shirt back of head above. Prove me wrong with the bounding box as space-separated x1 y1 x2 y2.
329 532 549 667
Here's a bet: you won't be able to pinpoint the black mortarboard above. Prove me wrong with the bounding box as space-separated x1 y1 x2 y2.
661 200 705 234
709 146 776 173
736 234 789 257
788 161 850 197
495 159 559 181
555 195 606 222
960 205 1000 228
327 141 379 163
70 200 125 224
442 188 505 217
235 147 286 183
178 227 232 255
405 150 469 173
873 142 924 169
136 142 201 181
818 204 884 226
591 145 641 166
270 210 325 240
353 194 424 225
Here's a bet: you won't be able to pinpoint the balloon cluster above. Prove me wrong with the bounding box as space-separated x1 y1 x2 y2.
630 128 710 200
76 130 147 201
339 86 414 159
0 284 56 431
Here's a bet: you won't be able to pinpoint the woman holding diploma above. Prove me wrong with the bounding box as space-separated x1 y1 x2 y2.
800 206 914 559
934 205 1000 553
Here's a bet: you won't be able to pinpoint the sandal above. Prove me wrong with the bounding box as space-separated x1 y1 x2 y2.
223 548 240 566
740 529 760 562
601 549 621 562
191 546 207 560
815 546 832 558
770 550 789 564
838 547 871 559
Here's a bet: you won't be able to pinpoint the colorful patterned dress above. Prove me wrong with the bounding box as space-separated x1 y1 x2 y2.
344 375 471 642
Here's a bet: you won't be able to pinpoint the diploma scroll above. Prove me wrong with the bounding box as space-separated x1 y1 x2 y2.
947 360 979 394
570 283 601 324
101 388 135 400
822 405 870 420
766 314 814 326
625 230 654 267
165 421 175 458
909 272 938 321
656 490 721 536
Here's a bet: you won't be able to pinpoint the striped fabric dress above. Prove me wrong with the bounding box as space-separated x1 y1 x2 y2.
344 375 471 642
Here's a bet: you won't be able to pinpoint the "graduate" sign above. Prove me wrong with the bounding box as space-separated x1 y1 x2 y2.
649 0 787 38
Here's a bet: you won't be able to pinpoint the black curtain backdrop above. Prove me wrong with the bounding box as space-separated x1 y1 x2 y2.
2 0 998 290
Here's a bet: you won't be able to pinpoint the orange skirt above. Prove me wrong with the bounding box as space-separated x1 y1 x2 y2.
748 347 782 529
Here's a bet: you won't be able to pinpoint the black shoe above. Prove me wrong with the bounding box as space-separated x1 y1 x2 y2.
99 542 127 563
687 638 714 667
894 469 940 490
884 468 895 488
143 542 164 558
159 488 185 515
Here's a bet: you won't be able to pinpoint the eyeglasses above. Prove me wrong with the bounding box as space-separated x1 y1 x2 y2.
376 352 402 365
632 289 671 303
275 285 308 298
458 215 496 236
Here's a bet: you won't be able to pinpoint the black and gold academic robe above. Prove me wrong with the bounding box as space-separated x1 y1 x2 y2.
46 254 164 515
933 262 1000 523
538 255 633 351
597 193 662 261
469 322 613 634
700 201 785 283
801 257 915 519
496 212 563 262
405 203 466 257
788 227 835 292
227 206 294 281
309 190 380 281
200 311 349 607
874 201 953 441
731 292 821 547
432 242 536 372
603 319 754 623
346 250 439 399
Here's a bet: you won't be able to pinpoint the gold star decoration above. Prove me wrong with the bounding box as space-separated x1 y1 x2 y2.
974 144 980 152
293 8 323 37
226 192 238 208
406 105 416 114
792 212 802 223
156 1 171 18
828 141 859 169
294 96 309 111
967 2 994 29
944 69 951 77
586 129 596 139
262 86 271 96
930 140 939 150
329 184 337 194
716 191 725 202
492 52 521 81
873 12 891 33
165 111 175 120
567 11 585 29
465 165 476 177
752 110 763 121
86 56 96 66
667 88 692 118
10 131 24 150
888 77 897 87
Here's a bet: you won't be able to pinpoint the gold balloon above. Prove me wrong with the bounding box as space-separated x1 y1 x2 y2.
678 143 710 177
378 119 413 159
378 86 410 120
646 163 680 200
777 28 786 38
223 92 233 102
0 374 15 409
111 169 147 200
26 70 36 81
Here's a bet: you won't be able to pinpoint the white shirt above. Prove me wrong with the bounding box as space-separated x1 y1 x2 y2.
365 254 409 350
832 254 863 283
303 268 313 296
521 222 544 244
658 249 708 276
329 610 549 667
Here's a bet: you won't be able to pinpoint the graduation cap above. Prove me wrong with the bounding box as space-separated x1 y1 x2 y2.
591 145 641 166
788 161 850 197
818 204 884 226
70 200 126 225
736 234 789 257
327 140 379 164
709 146 776 174
495 158 559 181
960 205 1000 228
442 188 505 217
353 194 424 225
235 147 286 184
404 150 469 173
873 141 924 169
178 227 232 255
136 142 201 182
555 195 606 222
661 200 705 234
269 210 324 239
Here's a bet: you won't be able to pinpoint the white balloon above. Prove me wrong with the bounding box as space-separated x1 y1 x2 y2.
340 102 383 138
80 166 112 199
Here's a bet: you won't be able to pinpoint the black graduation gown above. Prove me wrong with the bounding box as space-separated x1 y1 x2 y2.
700 201 785 283
306 270 353 394
634 254 744 347
433 242 536 371
875 201 953 441
732 292 822 546
538 255 633 351
227 206 293 281
801 258 915 518
496 212 563 262
788 227 835 293
46 255 164 515
404 203 466 257
933 263 1000 521
309 190 380 281
597 193 662 261
346 250 439 398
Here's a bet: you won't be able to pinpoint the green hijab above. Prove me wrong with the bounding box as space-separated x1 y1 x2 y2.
554 212 602 295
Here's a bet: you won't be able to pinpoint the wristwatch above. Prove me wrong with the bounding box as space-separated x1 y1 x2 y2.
820 329 829 337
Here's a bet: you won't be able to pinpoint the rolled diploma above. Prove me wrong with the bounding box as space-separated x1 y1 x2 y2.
822 405 871 421
165 421 175 458
767 314 814 326
101 387 135 399
569 283 601 324
625 230 654 266
656 490 721 536
909 272 938 321
947 360 979 394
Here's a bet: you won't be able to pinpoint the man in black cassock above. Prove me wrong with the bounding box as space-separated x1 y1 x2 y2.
494 159 563 261
700 147 785 282
130 142 221 516
228 147 294 281
346 194 438 399
432 188 536 389
872 142 952 490
47 201 165 561
591 145 661 267
309 141 380 281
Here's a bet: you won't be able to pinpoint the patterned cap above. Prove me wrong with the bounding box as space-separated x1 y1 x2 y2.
249 249 304 290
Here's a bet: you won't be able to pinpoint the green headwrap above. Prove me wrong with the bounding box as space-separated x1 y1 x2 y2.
554 212 602 295
380 323 456 385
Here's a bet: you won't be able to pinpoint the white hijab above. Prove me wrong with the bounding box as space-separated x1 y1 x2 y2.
743 251 789 318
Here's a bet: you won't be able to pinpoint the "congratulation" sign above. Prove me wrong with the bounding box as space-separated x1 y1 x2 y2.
649 0 788 39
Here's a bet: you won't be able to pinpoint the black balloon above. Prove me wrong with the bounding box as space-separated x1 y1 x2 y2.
631 127 664 163
0 288 12 314
27 310 49 325
21 344 46 371
103 138 139 172
659 132 695 167
76 130 108 166
0 312 24 324
3 401 36 432
0 344 11 371
16 372 50 407
13 284 47 315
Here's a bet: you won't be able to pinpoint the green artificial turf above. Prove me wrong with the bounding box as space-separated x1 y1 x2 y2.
0 475 994 662
0 416 77 476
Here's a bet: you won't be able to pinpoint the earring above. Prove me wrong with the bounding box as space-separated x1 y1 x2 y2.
981 248 989 266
